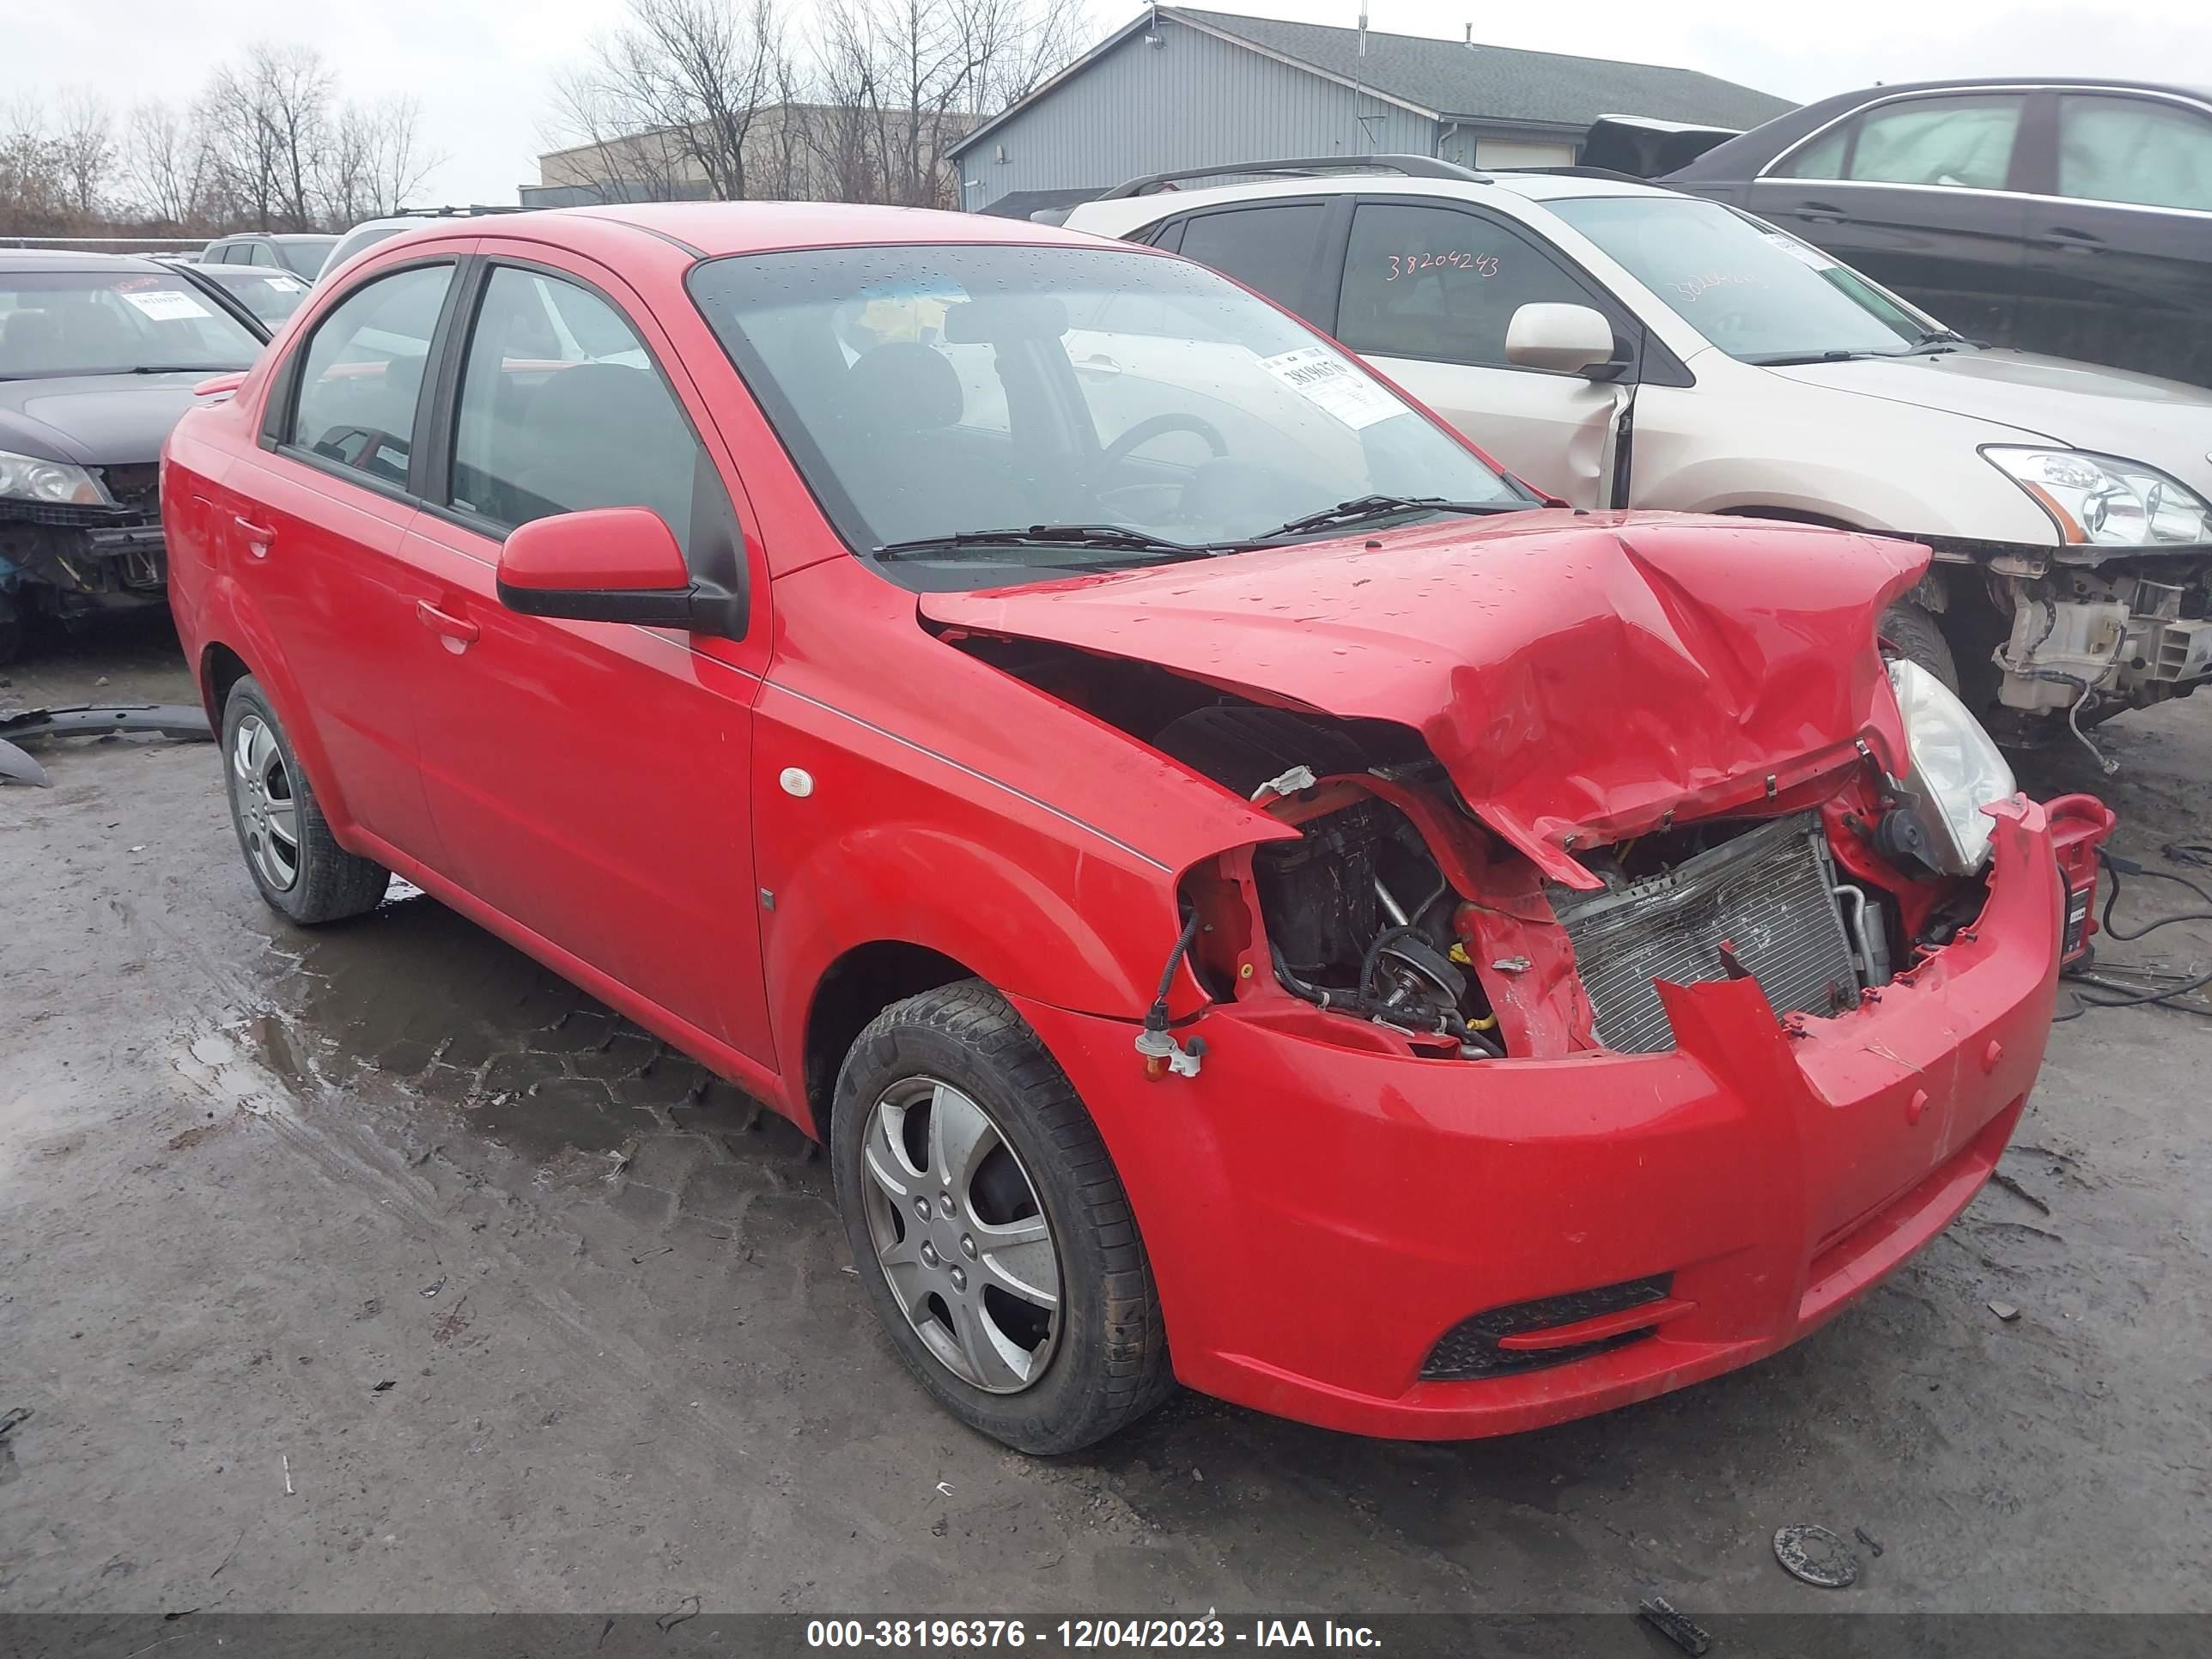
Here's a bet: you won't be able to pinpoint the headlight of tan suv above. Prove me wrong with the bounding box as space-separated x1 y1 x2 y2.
0 448 108 507
1983 447 2212 546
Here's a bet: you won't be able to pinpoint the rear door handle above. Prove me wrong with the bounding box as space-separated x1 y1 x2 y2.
234 515 276 557
416 600 480 646
1796 198 1847 223
2040 226 2105 252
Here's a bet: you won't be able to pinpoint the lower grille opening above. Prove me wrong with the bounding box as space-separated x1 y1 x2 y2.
1419 1273 1674 1382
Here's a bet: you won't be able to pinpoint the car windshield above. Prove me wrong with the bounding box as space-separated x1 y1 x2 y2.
687 242 1529 588
1546 195 1954 364
0 269 263 378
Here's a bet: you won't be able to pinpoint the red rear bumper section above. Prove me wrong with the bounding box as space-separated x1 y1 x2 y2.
1013 798 2070 1439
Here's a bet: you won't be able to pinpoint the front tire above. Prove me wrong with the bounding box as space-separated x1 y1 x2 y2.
221 675 389 924
832 980 1172 1454
1879 600 1960 693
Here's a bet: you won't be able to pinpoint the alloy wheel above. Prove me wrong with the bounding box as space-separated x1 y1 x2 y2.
859 1076 1062 1394
230 714 301 892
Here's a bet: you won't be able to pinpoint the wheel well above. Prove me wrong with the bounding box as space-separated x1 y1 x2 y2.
801 942 974 1139
201 642 252 725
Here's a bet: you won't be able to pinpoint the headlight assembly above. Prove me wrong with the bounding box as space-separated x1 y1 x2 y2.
0 447 107 507
1983 447 2212 546
1877 659 2016 876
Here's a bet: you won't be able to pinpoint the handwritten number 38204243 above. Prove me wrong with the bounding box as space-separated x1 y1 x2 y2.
1387 252 1498 281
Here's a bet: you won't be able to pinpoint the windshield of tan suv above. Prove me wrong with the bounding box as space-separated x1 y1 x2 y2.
688 243 1532 587
0 269 264 378
1546 195 1960 365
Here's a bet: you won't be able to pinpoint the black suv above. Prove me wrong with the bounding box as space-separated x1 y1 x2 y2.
1667 78 2212 388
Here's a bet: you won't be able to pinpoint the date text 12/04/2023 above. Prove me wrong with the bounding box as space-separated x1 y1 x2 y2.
805 1620 1384 1649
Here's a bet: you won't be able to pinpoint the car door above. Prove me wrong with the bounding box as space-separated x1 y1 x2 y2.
398 250 775 1065
1746 91 2032 344
226 256 463 860
2014 89 2212 387
1328 198 1629 505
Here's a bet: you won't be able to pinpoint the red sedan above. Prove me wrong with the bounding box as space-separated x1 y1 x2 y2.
162 204 2100 1452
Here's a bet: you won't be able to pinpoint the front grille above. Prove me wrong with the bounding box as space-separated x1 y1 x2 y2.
1420 1275 1673 1382
1553 812 1857 1054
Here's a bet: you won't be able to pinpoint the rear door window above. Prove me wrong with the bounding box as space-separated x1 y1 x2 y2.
1334 201 1606 368
1169 203 1331 319
284 264 454 487
1780 94 2026 191
2057 95 2212 211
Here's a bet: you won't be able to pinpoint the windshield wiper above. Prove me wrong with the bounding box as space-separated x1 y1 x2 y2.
1253 494 1528 540
1741 348 1891 366
1903 326 1978 356
874 524 1213 562
124 364 240 374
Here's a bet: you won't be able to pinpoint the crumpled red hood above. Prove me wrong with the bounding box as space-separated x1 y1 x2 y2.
921 510 1926 886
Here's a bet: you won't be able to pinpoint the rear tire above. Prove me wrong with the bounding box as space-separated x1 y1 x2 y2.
1879 601 1960 693
221 675 389 924
832 979 1173 1454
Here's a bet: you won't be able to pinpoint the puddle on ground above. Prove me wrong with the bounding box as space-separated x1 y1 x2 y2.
198 884 821 1188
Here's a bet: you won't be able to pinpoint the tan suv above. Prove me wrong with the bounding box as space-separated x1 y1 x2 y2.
1066 157 2212 755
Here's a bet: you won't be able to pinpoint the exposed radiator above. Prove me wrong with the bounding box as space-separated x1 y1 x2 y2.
1552 812 1858 1054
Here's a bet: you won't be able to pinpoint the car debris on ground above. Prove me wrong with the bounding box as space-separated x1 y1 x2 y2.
1773 1523 1860 1589
1637 1595 1713 1655
0 702 213 787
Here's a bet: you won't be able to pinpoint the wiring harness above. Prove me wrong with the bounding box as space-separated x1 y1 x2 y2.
2055 844 2212 1021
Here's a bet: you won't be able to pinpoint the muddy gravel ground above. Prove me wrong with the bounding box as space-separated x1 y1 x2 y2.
3 614 2209 1620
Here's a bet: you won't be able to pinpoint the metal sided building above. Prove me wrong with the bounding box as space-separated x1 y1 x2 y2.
951 7 1795 214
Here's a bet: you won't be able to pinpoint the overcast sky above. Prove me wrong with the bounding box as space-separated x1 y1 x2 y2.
7 0 2209 207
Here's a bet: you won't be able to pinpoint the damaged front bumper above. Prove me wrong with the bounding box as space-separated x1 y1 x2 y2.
0 473 170 620
1013 798 2063 1440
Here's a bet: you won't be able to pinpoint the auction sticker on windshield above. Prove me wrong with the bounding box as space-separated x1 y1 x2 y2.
1256 345 1401 431
119 287 216 322
1761 232 1838 272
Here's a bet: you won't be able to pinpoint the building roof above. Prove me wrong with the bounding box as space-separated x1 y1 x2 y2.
952 7 1795 157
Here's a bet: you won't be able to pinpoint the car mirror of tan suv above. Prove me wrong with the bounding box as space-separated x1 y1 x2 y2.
1505 302 1618 375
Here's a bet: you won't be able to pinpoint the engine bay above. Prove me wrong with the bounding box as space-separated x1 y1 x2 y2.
1152 703 1988 1062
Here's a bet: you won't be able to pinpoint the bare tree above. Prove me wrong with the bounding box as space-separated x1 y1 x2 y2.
321 97 433 222
808 0 1078 209
125 100 211 228
198 61 283 228
366 96 434 216
544 70 693 202
548 0 787 203
52 90 117 220
1 97 64 232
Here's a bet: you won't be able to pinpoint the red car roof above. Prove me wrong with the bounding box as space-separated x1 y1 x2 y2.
522 202 1099 258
